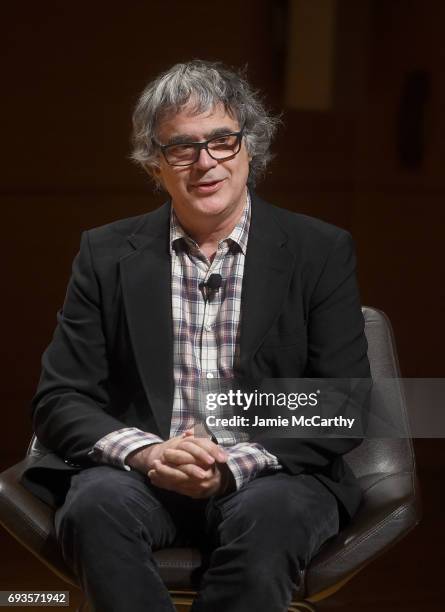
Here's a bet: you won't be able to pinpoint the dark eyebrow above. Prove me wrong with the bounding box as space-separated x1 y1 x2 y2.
165 126 239 146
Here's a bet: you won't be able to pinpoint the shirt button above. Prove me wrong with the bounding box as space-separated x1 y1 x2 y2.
206 372 214 379
205 324 212 331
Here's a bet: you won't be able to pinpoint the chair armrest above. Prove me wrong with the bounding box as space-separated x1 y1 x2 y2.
305 471 421 595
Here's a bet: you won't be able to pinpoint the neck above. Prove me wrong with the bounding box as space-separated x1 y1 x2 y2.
174 192 247 259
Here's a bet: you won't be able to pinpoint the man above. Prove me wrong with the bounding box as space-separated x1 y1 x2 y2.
22 60 370 612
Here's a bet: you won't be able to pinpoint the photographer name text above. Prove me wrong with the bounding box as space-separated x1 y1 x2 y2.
205 415 356 429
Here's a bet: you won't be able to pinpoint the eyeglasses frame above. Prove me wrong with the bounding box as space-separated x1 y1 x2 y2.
154 125 246 167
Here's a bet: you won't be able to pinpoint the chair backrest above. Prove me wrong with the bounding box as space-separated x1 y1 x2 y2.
344 307 415 480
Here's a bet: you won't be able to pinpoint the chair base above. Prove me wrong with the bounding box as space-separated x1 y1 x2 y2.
288 602 317 612
170 591 318 611
78 598 318 612
76 597 317 612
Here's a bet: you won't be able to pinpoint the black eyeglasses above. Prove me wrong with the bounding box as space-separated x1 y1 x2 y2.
154 126 245 167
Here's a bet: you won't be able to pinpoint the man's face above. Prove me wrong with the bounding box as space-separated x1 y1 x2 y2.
152 103 250 226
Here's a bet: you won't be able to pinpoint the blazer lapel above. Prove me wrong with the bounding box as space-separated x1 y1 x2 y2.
239 195 296 376
119 203 174 440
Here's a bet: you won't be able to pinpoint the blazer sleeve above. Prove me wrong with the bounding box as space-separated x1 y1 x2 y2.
31 231 130 466
255 230 371 475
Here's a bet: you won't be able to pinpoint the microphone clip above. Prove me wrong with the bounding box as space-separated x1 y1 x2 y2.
200 273 223 302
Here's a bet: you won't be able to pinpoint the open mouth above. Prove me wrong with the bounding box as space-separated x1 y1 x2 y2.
191 179 225 193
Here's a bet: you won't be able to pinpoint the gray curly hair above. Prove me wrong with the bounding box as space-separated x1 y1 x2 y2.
131 60 280 186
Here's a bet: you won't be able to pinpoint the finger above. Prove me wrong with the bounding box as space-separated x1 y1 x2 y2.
180 467 220 495
148 467 197 493
189 438 228 462
148 463 214 496
169 432 195 450
148 469 164 487
152 460 190 483
148 469 159 481
164 447 218 469
176 463 210 480
176 440 216 466
148 469 179 493
163 448 198 466
179 438 227 463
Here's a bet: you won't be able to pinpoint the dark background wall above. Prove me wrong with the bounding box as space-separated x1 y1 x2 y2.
1 1 444 609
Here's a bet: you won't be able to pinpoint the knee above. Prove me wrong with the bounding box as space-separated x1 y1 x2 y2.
219 478 325 558
55 467 156 536
225 483 299 533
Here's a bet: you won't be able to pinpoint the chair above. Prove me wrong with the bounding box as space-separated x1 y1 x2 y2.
0 307 421 611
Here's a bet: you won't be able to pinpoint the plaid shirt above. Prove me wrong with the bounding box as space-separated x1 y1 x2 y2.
92 191 281 489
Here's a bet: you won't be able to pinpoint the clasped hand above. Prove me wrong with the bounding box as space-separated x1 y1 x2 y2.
129 430 232 499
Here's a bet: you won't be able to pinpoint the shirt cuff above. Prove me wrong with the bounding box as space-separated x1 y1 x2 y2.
89 427 163 471
224 442 281 490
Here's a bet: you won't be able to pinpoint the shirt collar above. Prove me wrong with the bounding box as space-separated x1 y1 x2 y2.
170 190 251 255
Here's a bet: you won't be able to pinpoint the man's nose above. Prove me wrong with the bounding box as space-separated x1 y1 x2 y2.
194 147 218 170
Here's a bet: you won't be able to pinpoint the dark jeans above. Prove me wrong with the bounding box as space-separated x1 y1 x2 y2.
55 467 339 612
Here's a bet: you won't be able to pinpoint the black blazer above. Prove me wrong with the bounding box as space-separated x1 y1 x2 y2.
21 194 371 520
